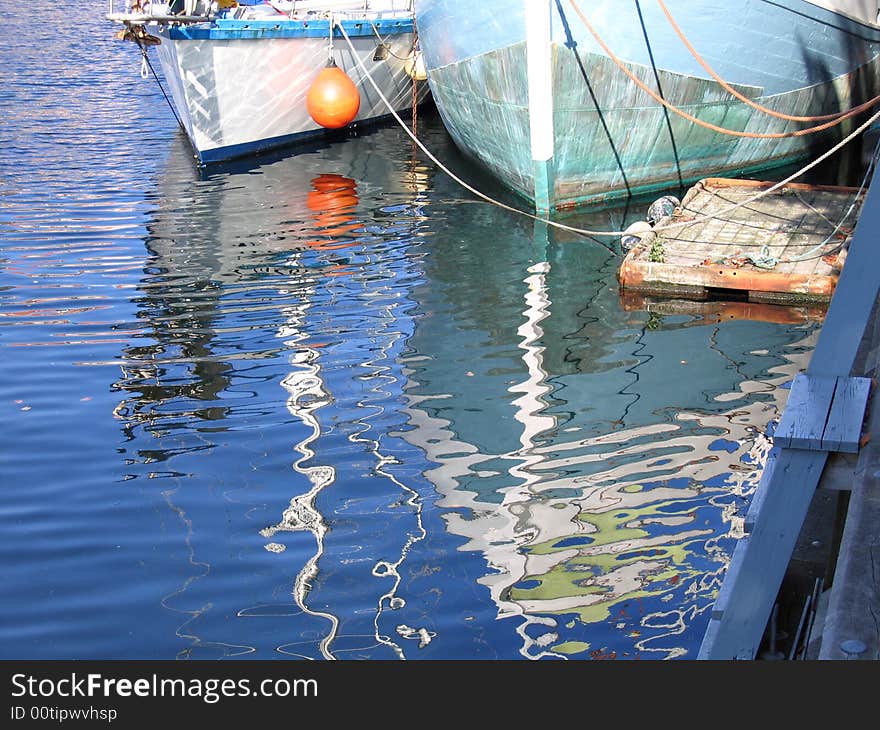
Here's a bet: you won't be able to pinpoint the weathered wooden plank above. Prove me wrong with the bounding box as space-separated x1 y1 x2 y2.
772 374 836 449
822 376 871 452
698 449 830 659
743 448 779 534
708 536 751 622
808 180 880 377
698 167 880 661
618 260 838 299
818 356 880 659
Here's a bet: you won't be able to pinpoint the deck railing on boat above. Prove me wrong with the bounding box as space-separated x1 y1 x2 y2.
107 1 213 19
108 0 413 18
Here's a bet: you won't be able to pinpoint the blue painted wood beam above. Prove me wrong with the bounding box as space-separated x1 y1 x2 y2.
774 374 871 453
698 167 880 660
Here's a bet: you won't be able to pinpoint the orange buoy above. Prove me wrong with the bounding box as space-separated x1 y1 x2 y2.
306 59 361 129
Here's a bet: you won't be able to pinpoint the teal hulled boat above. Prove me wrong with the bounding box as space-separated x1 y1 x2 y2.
413 0 880 210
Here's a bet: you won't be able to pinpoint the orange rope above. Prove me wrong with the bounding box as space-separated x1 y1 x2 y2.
657 0 880 123
338 19 880 241
568 0 872 139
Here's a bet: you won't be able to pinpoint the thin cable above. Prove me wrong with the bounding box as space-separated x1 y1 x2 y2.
134 35 187 134
337 20 880 240
369 20 416 60
335 20 619 252
791 189 842 229
636 0 683 191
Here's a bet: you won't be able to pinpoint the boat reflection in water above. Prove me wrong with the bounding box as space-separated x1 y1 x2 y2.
398 209 819 659
111 132 438 659
260 170 434 659
109 126 819 659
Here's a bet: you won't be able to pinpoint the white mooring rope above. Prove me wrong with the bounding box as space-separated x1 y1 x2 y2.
336 22 880 246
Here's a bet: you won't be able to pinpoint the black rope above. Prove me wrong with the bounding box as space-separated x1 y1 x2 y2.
635 0 684 194
553 0 632 197
134 35 188 135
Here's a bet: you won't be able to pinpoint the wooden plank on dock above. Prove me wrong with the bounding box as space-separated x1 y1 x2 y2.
774 374 837 450
743 449 779 534
773 374 871 452
818 350 880 659
708 536 752 622
822 376 871 452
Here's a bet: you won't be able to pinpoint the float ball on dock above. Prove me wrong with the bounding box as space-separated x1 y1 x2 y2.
621 221 655 251
646 195 681 225
307 60 361 129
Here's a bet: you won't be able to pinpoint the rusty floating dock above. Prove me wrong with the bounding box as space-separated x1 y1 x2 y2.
618 178 865 305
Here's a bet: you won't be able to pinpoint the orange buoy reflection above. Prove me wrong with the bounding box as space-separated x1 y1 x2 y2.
304 174 360 254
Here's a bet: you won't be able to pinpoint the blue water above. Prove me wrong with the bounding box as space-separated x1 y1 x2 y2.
1 4 825 660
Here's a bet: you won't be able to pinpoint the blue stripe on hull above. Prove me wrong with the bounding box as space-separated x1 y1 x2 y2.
197 128 328 165
169 17 414 41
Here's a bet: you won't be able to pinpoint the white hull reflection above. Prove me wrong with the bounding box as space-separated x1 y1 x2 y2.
111 132 434 658
263 297 341 659
400 258 818 659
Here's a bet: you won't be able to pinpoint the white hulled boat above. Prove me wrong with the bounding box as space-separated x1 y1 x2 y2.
108 1 430 164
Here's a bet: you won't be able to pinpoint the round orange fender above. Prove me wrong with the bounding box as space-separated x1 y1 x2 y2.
306 60 361 129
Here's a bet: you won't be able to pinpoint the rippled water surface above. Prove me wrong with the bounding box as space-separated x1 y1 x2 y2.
2 4 822 659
